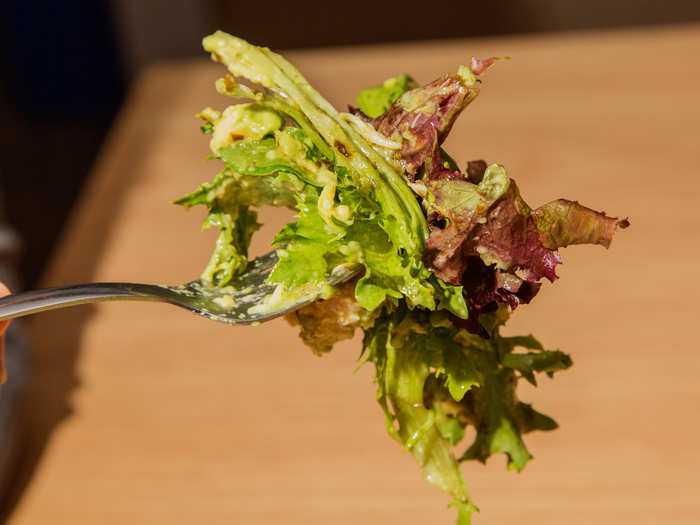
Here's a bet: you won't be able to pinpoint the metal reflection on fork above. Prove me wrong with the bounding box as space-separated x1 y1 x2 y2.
0 250 362 324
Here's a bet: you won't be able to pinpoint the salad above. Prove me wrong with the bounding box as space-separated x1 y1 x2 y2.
175 31 628 524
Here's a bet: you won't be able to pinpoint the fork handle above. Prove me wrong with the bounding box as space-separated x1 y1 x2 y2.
0 283 171 321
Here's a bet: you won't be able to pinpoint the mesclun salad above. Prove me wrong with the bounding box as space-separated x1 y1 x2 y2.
175 31 628 524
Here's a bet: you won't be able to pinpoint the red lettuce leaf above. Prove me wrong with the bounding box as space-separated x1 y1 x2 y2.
470 180 562 284
366 67 627 322
371 74 478 180
470 56 498 75
423 164 559 316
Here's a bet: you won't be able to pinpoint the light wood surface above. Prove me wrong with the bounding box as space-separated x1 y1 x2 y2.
7 25 700 524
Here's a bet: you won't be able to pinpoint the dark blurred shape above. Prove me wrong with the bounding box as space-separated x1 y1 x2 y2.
111 0 700 66
0 225 30 511
109 0 216 80
0 0 125 288
207 0 700 50
2 0 700 287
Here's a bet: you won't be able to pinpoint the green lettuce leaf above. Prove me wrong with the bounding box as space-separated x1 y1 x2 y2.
365 308 476 521
269 191 340 288
356 74 417 118
174 154 307 287
218 135 326 187
358 304 571 523
200 205 260 286
202 31 463 315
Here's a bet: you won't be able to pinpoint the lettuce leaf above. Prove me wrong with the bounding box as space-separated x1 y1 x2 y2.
357 304 570 523
176 33 627 525
371 71 479 180
356 74 417 118
533 199 630 250
198 31 473 314
368 77 628 322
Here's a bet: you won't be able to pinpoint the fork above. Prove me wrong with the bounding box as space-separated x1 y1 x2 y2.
0 250 362 324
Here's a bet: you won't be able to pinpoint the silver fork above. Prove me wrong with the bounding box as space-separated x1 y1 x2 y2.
0 250 362 324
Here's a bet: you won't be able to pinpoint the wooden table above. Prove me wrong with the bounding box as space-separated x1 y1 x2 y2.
6 24 700 524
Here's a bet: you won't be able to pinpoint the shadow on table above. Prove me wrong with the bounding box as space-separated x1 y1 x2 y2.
0 62 189 522
0 201 129 520
0 95 158 525
0 304 97 522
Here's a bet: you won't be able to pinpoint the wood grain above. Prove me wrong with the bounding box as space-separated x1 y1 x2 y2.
6 25 700 524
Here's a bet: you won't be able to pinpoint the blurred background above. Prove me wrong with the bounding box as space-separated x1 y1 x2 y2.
1 0 700 289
